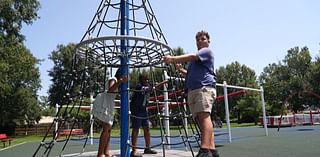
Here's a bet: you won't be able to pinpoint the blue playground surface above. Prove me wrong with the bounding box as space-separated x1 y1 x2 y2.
1 125 320 157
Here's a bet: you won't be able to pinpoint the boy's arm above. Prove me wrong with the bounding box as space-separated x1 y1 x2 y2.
164 53 199 63
154 80 169 90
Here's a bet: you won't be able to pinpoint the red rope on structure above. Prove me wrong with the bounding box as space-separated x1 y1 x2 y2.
149 89 184 101
80 106 91 111
147 102 187 110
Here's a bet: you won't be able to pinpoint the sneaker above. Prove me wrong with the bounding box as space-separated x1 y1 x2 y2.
130 151 142 157
211 149 220 157
196 148 213 157
144 148 157 154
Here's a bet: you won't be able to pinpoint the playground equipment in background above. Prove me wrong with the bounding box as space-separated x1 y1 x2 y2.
260 110 320 127
216 81 268 142
54 104 94 145
278 91 320 131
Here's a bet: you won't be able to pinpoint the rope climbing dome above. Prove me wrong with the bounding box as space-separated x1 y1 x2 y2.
33 0 202 157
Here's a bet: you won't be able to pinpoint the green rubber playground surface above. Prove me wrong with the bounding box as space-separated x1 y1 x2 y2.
1 125 319 157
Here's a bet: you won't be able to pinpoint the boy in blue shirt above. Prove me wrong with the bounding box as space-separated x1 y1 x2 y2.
130 75 168 157
164 31 219 157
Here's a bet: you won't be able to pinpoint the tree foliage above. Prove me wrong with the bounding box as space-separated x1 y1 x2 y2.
215 61 260 123
310 56 320 94
0 0 40 42
48 44 76 106
259 46 316 115
48 43 109 107
0 0 41 134
0 37 41 133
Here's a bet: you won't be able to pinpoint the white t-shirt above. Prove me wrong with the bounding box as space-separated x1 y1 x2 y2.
92 77 118 124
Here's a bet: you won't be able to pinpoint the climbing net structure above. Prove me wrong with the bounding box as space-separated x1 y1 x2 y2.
33 0 202 157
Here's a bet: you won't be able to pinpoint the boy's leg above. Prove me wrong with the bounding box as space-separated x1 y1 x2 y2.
196 112 214 149
131 128 139 152
142 119 157 154
130 117 143 157
143 127 151 148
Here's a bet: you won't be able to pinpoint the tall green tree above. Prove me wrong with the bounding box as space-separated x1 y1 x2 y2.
0 0 41 134
259 62 288 115
259 46 314 114
310 55 320 95
0 0 40 42
39 96 55 116
48 44 106 107
216 61 260 123
0 37 41 133
284 47 313 112
48 44 76 106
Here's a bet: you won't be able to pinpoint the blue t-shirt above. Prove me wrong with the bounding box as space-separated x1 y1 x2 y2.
185 47 216 90
130 83 150 116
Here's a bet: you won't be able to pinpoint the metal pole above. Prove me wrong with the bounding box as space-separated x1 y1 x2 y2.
223 81 232 142
163 71 170 148
55 103 59 139
260 86 268 136
90 94 94 145
120 0 130 156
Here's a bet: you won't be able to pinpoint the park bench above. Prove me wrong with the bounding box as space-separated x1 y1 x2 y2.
62 129 85 139
0 133 12 147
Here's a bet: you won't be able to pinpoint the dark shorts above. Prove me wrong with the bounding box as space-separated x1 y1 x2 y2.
131 116 149 129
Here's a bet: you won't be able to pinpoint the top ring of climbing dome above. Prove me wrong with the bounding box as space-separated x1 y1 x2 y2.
74 35 172 68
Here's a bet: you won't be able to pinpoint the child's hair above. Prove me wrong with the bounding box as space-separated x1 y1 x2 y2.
139 75 148 83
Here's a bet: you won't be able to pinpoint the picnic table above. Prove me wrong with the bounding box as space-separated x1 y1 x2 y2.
61 129 85 139
0 133 12 147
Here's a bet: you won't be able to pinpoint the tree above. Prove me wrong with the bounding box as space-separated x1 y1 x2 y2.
215 61 260 123
284 47 313 112
0 0 41 134
48 43 106 107
0 0 40 42
48 44 77 107
310 55 320 95
259 63 289 115
259 46 314 114
0 37 41 133
39 96 55 116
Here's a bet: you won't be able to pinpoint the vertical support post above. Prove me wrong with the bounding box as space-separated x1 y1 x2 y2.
260 86 268 136
310 110 313 125
183 98 188 150
55 103 59 139
223 81 232 142
163 71 170 148
90 94 94 145
120 0 130 156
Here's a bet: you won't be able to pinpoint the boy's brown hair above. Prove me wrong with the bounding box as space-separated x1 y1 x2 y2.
196 30 210 40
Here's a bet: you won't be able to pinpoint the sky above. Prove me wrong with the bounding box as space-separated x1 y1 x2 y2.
22 0 320 97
